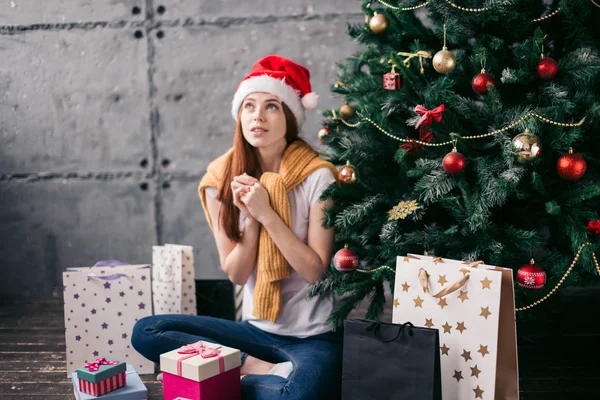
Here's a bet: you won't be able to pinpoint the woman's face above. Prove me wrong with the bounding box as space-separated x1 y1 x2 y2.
240 92 287 149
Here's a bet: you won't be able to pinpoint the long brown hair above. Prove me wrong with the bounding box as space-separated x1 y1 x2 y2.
217 102 303 242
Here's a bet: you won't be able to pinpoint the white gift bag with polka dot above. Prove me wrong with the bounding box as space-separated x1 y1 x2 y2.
392 255 519 400
152 244 197 315
62 264 154 377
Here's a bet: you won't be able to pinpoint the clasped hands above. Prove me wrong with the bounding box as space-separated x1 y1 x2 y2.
230 173 273 224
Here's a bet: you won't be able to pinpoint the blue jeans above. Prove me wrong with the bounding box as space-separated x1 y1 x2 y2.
131 315 343 400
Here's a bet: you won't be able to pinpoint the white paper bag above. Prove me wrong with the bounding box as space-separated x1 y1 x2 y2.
392 255 519 400
62 264 154 377
152 244 197 315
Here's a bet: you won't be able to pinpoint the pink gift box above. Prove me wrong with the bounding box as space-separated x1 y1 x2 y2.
160 341 241 400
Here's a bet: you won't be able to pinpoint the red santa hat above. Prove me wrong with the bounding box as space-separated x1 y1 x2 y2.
231 55 319 128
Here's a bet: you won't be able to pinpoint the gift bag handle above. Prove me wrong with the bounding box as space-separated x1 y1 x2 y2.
367 320 414 343
418 267 469 298
154 260 174 283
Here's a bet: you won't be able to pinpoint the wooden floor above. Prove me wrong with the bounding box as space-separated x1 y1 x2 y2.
1 292 599 399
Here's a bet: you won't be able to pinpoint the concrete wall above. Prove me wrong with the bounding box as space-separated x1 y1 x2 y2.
0 1 362 297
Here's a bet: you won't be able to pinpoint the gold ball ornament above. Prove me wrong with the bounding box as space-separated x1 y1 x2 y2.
339 104 356 119
432 46 456 74
338 161 358 184
512 129 542 163
369 12 389 35
318 127 330 143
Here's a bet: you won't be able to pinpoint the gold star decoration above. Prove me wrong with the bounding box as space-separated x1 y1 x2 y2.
480 306 492 319
433 257 443 264
413 295 424 308
401 281 410 292
478 344 490 357
442 322 453 334
459 267 470 276
438 274 448 285
470 364 482 378
480 276 492 289
456 321 467 334
461 349 472 362
438 298 448 309
393 298 399 308
440 343 450 356
424 318 434 328
473 385 484 399
453 370 463 382
387 200 421 221
457 290 469 303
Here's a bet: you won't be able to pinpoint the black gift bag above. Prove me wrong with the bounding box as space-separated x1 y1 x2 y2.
342 319 441 400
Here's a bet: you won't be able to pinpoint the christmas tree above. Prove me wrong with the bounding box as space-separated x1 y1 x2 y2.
310 0 600 327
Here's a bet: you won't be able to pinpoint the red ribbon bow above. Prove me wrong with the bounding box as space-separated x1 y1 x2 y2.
85 357 119 372
588 220 600 235
414 104 445 129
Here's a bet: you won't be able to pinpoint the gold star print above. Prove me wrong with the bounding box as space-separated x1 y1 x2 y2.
473 385 484 399
452 370 463 382
478 345 490 357
457 290 469 303
442 322 452 334
459 267 470 276
413 296 424 308
480 306 492 319
438 298 448 309
480 276 492 289
424 318 434 328
470 364 482 378
401 282 410 292
456 321 467 334
403 257 411 263
461 349 472 362
440 344 450 356
433 257 443 264
438 274 448 285
393 298 399 308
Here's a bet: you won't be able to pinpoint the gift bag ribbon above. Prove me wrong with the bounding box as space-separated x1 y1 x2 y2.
418 267 469 298
85 357 120 372
176 341 224 377
414 104 445 128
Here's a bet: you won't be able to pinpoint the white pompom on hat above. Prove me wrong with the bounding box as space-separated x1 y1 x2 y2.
231 55 319 128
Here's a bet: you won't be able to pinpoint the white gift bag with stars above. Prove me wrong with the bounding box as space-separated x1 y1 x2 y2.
392 255 519 400
62 264 154 377
152 244 197 315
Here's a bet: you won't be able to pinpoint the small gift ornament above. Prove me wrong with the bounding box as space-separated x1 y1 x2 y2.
383 64 403 90
76 357 126 396
160 341 241 400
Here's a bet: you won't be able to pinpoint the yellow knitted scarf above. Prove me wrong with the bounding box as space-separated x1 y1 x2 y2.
198 140 338 322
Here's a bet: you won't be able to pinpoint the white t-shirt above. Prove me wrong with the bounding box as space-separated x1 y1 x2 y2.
205 167 337 338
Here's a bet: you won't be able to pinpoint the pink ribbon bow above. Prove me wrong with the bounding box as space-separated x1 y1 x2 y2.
414 104 445 128
85 357 119 372
176 341 224 377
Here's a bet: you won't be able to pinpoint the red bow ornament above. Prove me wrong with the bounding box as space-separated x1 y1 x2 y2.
414 104 445 129
85 357 119 372
588 220 600 235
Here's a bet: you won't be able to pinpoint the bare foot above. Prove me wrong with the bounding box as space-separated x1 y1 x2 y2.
240 355 274 376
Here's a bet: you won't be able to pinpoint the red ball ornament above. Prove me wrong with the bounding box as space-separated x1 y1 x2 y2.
537 56 558 80
442 148 466 174
517 259 546 290
472 69 495 95
333 245 359 273
557 148 586 181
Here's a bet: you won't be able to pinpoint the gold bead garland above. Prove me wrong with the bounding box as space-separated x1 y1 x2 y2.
331 112 586 148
